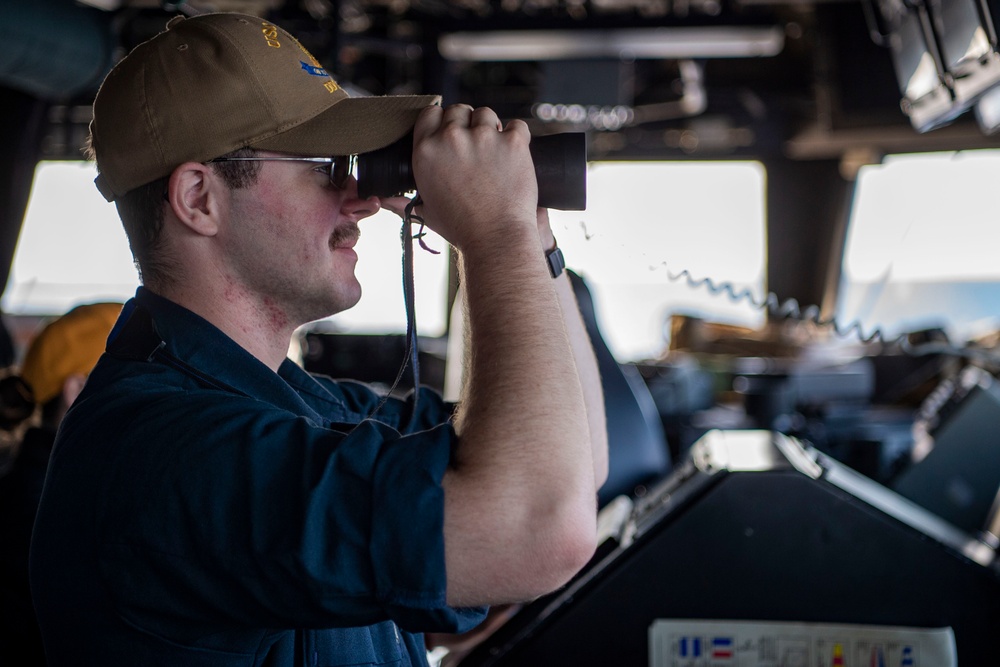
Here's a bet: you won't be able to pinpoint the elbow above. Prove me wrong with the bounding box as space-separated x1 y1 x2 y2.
531 504 599 595
559 517 599 578
536 459 602 592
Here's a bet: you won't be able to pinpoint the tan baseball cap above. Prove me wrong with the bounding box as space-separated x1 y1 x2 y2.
91 13 441 201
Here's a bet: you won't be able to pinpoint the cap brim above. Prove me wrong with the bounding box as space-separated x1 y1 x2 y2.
252 94 441 157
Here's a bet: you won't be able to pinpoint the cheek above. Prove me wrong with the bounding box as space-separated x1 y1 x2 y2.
250 180 295 224
235 178 335 260
245 186 306 242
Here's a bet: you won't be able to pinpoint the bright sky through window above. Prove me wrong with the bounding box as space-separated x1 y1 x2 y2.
5 159 768 362
549 160 766 361
3 161 138 314
839 149 1000 342
2 161 451 335
845 150 1000 281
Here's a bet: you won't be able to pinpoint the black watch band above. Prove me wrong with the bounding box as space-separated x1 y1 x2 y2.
545 246 566 279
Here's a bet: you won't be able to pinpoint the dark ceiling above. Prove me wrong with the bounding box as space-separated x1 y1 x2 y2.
14 0 1000 167
7 0 1000 324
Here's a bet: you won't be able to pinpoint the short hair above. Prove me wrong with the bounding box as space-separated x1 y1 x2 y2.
96 147 263 289
113 174 171 287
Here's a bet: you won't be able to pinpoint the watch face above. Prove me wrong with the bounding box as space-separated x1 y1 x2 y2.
547 247 566 278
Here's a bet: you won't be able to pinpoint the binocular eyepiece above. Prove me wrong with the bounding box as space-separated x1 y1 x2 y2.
357 132 588 211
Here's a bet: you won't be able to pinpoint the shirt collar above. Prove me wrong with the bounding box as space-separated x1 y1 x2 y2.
116 287 349 422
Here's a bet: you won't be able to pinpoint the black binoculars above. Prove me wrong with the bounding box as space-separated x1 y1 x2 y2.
358 132 587 211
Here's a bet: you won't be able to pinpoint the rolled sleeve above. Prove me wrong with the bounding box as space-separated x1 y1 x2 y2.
363 418 486 633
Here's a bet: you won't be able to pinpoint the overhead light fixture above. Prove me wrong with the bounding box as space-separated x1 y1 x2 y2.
76 0 122 9
438 26 785 61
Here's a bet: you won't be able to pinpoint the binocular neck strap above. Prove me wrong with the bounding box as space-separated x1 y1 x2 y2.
359 195 437 431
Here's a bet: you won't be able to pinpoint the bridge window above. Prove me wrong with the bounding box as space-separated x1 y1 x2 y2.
838 149 1000 343
1 160 452 337
549 160 767 362
5 159 769 364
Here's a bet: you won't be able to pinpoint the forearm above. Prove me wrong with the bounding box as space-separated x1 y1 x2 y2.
535 211 608 489
405 104 599 607
454 238 588 459
551 269 609 489
445 230 597 606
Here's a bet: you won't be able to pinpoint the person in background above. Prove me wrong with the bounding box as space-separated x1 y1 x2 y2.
30 12 607 667
0 302 122 666
0 313 19 472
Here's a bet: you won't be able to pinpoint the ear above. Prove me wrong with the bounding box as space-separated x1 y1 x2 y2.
165 162 224 237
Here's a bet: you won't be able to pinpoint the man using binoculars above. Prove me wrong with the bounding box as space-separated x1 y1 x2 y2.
30 12 607 667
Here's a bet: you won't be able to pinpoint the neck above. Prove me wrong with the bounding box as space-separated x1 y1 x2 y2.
154 281 296 372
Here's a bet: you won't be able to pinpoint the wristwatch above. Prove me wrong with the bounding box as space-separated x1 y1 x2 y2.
546 245 566 279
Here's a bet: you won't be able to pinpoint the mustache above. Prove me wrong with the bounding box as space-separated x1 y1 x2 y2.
329 223 361 249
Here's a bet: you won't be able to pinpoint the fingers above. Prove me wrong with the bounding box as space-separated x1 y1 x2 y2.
409 103 538 248
415 103 512 139
413 104 444 145
378 194 417 218
502 117 531 140
414 104 478 143
469 106 501 130
443 104 475 126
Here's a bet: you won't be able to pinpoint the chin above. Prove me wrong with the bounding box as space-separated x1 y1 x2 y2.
329 284 363 315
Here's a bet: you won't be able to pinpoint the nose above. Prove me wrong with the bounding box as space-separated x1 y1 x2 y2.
340 176 381 222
